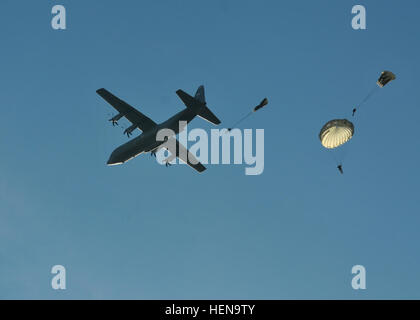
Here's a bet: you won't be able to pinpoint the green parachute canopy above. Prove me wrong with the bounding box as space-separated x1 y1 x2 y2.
377 71 396 88
319 119 354 149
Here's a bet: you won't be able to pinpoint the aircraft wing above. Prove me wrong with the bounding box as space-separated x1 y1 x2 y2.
96 88 157 132
165 137 206 173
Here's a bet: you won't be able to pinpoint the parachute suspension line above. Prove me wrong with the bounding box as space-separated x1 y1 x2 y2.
327 146 350 166
352 85 379 117
338 140 352 164
361 85 379 104
327 148 340 166
228 111 253 130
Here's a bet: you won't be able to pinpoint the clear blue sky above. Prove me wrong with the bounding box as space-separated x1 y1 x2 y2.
1 0 419 299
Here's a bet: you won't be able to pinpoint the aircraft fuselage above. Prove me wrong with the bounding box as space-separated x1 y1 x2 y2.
107 108 196 165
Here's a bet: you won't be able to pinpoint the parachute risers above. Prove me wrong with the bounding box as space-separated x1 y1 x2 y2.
228 98 268 131
319 119 354 149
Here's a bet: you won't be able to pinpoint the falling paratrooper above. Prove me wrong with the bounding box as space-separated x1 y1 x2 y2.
352 71 396 116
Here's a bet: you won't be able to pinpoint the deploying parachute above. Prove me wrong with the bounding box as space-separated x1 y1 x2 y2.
320 70 396 174
377 71 396 88
254 98 268 112
352 70 397 116
319 119 354 149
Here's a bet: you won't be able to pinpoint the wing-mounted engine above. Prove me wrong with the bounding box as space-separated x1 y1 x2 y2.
124 124 137 137
109 113 123 126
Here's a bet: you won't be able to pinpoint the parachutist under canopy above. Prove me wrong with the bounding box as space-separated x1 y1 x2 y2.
337 164 343 174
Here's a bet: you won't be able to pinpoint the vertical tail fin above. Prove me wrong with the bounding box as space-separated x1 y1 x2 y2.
194 85 205 103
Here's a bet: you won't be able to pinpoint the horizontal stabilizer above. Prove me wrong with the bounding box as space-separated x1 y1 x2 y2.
197 106 221 125
176 89 221 125
176 89 201 108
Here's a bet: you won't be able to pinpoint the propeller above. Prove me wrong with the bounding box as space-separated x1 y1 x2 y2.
124 129 132 138
109 113 124 126
123 124 137 138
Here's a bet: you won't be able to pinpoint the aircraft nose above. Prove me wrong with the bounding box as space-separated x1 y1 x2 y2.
107 154 118 165
107 152 123 166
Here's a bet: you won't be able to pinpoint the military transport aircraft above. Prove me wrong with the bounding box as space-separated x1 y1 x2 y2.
96 86 220 173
